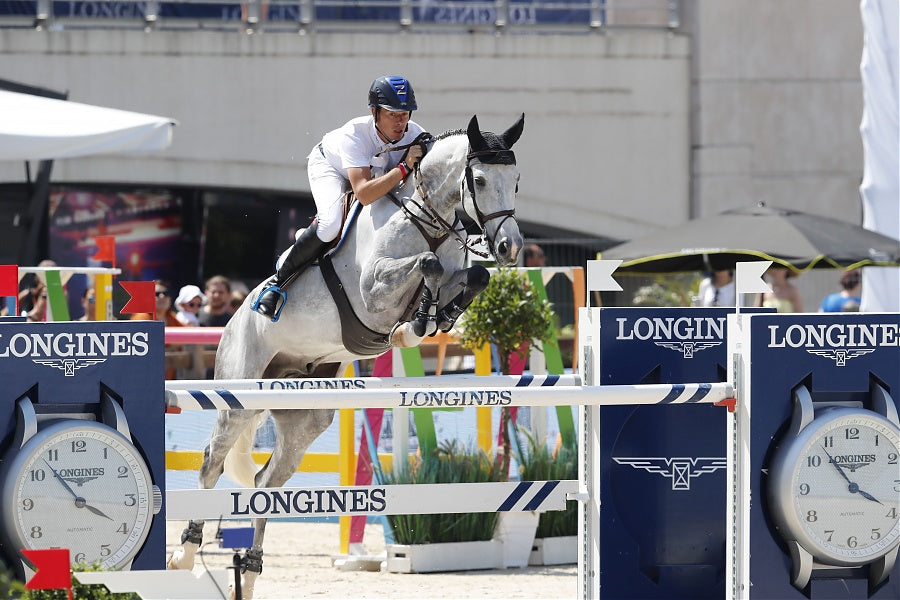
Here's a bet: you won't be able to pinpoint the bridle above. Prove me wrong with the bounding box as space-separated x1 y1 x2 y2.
386 135 518 260
459 147 518 259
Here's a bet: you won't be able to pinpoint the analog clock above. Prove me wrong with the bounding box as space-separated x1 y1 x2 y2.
768 384 900 591
0 396 161 572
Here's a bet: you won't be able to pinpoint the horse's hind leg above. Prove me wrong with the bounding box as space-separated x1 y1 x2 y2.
235 408 336 599
168 409 263 572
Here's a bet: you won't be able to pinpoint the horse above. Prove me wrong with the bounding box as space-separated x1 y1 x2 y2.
168 113 526 598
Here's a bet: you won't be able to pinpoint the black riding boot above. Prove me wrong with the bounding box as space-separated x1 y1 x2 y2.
253 227 327 321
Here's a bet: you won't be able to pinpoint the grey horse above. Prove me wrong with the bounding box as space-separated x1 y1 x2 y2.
168 114 525 598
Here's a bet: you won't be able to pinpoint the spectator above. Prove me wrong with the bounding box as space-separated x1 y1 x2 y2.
23 281 48 322
754 266 803 313
199 275 232 326
18 259 57 316
820 269 862 312
694 270 735 307
131 280 183 379
523 243 546 268
174 284 206 326
230 287 249 314
78 287 97 321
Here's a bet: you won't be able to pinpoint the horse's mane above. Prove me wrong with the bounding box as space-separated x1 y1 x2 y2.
434 128 466 141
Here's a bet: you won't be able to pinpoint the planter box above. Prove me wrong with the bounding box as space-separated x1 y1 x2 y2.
385 540 503 573
494 511 540 568
529 536 577 566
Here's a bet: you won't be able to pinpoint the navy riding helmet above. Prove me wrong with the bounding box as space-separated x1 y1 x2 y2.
368 76 417 112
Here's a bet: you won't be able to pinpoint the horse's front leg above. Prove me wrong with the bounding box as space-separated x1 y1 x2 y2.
436 265 491 332
168 409 262 572
364 252 444 346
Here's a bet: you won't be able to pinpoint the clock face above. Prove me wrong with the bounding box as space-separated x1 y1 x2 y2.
769 407 900 566
1 420 155 569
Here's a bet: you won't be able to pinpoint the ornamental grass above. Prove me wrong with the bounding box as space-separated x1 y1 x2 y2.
383 440 505 545
512 427 578 538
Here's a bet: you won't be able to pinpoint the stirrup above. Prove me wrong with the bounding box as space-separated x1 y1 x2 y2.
251 284 287 323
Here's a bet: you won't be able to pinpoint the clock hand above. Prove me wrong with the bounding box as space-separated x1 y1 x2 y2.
43 461 116 518
854 487 883 505
821 447 853 485
82 502 114 521
43 460 81 501
820 447 883 504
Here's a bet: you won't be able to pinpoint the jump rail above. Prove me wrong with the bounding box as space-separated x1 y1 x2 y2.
166 479 580 520
165 373 582 390
165 381 733 411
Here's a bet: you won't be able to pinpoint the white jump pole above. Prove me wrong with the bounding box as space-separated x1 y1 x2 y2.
165 382 733 412
165 373 583 391
166 480 580 521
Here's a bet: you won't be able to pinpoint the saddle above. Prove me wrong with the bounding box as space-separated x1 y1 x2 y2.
317 192 424 356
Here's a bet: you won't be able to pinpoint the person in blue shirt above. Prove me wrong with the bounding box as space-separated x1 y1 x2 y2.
819 269 861 312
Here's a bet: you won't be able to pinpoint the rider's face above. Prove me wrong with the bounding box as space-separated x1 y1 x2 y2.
374 108 411 142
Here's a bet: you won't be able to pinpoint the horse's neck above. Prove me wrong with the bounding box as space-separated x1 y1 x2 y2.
414 135 467 219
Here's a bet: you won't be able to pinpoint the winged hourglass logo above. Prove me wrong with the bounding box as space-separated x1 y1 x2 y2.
33 359 107 376
612 457 727 491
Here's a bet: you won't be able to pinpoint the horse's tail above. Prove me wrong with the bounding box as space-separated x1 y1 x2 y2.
224 412 266 488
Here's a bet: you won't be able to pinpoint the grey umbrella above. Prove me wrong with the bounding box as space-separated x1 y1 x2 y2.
602 203 900 273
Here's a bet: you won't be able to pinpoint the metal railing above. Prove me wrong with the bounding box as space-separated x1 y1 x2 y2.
0 0 679 33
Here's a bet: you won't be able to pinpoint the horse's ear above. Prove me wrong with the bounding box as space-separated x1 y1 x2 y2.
467 115 486 151
502 113 525 148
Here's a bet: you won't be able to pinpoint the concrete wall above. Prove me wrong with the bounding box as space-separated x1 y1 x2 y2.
0 0 866 254
687 0 864 223
0 27 689 243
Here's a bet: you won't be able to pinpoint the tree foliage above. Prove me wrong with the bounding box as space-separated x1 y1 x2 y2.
456 268 555 374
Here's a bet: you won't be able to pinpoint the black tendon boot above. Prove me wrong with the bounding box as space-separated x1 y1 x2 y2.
253 226 327 321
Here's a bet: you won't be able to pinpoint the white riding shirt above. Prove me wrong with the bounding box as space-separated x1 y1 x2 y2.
307 115 424 242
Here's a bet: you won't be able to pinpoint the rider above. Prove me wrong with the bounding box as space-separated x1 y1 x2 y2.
253 75 426 320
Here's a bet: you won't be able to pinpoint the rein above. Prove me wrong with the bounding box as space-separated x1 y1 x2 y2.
389 135 517 261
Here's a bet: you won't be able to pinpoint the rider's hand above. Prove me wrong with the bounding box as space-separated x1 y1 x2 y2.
403 144 424 170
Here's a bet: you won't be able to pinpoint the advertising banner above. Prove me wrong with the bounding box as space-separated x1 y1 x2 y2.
0 320 165 571
596 307 737 599
746 313 899 598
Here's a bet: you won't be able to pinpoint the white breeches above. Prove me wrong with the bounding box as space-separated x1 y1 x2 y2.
307 153 349 243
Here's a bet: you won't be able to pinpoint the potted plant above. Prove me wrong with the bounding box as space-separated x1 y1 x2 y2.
381 440 507 573
513 428 578 565
456 267 556 474
456 267 557 567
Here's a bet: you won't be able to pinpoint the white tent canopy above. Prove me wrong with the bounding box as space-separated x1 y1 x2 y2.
0 89 176 161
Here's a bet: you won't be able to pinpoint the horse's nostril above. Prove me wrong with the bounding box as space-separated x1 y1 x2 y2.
497 240 509 255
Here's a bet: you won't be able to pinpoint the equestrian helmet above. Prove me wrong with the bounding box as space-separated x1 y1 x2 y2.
368 76 417 112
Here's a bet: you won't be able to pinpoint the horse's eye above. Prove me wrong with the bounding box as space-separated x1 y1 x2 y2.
474 175 486 187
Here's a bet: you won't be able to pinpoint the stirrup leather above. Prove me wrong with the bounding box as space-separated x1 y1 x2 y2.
251 284 288 323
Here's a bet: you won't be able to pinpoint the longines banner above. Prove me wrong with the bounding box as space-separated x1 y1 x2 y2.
0 319 166 571
596 307 747 600
746 313 899 599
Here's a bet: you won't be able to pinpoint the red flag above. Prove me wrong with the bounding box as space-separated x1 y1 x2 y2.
92 236 116 267
0 264 18 296
120 280 156 316
23 548 72 597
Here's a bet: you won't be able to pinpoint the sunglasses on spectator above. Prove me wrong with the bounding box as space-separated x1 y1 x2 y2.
186 301 202 308
156 290 170 297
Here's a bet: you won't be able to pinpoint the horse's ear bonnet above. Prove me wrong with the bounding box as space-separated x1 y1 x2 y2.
466 113 524 165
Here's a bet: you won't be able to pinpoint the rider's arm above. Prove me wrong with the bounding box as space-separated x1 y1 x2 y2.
347 165 407 206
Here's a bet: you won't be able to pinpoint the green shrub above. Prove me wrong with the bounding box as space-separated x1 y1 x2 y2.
383 440 505 544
